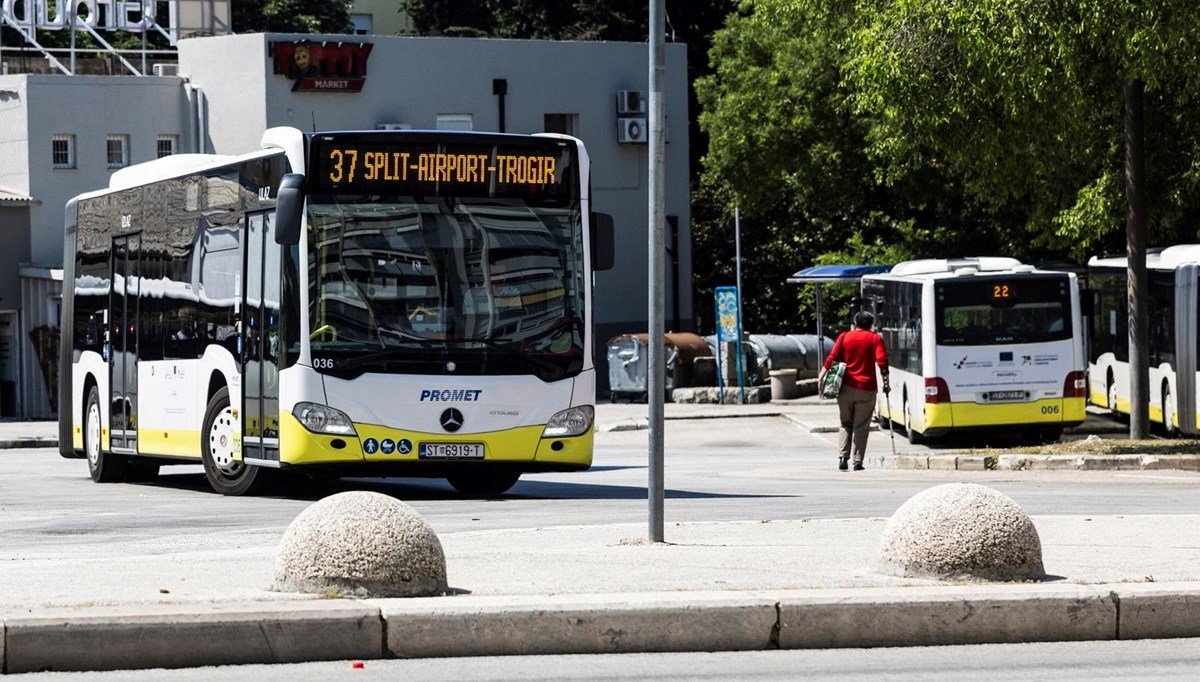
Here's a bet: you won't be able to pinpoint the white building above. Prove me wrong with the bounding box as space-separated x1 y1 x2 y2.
0 32 691 417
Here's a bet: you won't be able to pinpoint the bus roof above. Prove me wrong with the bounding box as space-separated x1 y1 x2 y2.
1090 244 1200 271
887 257 1024 277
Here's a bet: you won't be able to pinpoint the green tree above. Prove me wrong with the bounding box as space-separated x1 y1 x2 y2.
845 0 1200 257
232 0 353 34
694 0 998 334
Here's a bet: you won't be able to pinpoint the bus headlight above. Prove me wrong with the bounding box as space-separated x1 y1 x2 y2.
542 405 594 438
293 402 358 436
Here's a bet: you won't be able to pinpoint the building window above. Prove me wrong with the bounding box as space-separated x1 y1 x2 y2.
436 114 473 131
350 13 372 35
157 135 177 158
107 134 130 169
52 135 75 169
544 114 578 136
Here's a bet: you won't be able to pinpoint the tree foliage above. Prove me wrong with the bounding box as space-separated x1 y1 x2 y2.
696 0 1200 335
232 0 354 35
694 0 998 333
845 0 1200 257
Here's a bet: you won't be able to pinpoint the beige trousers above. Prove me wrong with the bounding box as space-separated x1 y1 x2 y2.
836 385 875 463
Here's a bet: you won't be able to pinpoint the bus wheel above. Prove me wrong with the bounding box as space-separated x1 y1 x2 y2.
904 398 926 445
86 385 128 483
1107 378 1120 419
447 469 521 497
1163 385 1178 437
201 387 267 496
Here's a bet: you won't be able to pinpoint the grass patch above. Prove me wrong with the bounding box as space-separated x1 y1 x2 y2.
956 436 1200 457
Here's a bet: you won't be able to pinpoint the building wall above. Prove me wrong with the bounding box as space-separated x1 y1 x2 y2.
178 33 693 393
22 75 193 265
0 206 31 308
349 0 413 36
0 80 31 193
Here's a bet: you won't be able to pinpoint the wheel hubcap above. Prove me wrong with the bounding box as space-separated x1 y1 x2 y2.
1165 392 1175 432
86 403 100 466
208 406 241 475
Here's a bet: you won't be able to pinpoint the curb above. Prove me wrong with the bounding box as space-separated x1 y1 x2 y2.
4 584 1200 673
868 453 1200 471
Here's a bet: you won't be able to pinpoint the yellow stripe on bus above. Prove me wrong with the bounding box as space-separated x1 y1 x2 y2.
279 411 593 467
924 397 1086 429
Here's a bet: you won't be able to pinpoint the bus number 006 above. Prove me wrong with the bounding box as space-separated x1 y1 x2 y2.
1041 405 1060 415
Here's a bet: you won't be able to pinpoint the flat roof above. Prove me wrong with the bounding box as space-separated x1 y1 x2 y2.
786 264 892 284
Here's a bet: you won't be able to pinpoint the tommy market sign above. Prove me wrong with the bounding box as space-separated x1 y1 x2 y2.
269 40 374 93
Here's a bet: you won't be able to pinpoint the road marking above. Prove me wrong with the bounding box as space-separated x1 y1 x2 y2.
1108 470 1195 482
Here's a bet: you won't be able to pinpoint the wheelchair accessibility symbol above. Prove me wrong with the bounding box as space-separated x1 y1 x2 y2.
397 439 412 455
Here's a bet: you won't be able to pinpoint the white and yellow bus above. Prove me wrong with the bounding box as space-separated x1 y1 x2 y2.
862 257 1086 443
1087 245 1200 435
59 127 613 495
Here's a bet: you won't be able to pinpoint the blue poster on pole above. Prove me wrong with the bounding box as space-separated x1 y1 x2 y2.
715 286 739 342
714 286 746 403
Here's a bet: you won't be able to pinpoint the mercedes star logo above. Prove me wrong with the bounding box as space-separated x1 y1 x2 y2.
440 408 464 432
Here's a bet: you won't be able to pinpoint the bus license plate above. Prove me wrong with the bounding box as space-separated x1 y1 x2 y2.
990 390 1026 401
419 442 484 459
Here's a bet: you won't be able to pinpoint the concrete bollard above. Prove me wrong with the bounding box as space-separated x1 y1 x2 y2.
274 491 448 598
878 483 1045 581
769 369 799 400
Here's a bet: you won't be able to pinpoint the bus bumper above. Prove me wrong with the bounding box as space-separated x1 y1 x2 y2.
277 411 593 469
925 397 1087 434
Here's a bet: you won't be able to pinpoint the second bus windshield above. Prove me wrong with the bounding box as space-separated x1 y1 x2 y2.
936 276 1072 346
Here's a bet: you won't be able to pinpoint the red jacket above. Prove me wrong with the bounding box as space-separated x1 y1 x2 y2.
823 329 889 393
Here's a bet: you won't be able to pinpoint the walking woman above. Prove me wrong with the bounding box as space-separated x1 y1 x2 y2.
818 311 889 471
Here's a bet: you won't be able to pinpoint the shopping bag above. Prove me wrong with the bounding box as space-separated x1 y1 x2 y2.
822 361 846 399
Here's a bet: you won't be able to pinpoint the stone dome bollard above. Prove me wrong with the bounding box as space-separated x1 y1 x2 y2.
274 491 448 597
878 483 1045 581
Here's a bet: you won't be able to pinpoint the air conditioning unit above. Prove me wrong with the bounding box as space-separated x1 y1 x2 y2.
376 123 412 131
616 90 645 115
617 117 647 144
152 63 179 77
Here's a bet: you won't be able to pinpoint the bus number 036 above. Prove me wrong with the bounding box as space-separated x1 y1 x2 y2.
313 358 336 369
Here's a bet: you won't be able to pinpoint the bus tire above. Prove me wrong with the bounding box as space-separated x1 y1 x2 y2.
1107 374 1121 420
86 385 128 483
1163 384 1177 437
904 398 926 445
201 387 268 496
447 469 521 497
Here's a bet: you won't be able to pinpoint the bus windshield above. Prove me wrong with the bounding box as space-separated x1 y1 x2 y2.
935 275 1072 346
304 194 584 380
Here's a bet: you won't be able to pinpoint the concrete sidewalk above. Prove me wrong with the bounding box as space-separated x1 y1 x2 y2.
1 515 1199 672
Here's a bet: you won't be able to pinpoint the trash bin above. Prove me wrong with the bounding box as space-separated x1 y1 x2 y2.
607 332 712 402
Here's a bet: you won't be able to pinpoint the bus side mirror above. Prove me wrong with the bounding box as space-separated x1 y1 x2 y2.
591 212 614 271
274 173 306 246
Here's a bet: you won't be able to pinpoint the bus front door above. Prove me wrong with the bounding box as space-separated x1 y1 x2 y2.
241 211 281 464
109 233 140 453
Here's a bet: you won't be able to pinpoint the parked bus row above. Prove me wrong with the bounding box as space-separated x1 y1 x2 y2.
856 249 1200 444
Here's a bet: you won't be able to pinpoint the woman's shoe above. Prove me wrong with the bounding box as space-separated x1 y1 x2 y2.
853 463 865 471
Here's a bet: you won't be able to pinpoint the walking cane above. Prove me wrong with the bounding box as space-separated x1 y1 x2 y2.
883 385 897 458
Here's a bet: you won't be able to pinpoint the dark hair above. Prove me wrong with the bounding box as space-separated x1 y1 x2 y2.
854 310 875 329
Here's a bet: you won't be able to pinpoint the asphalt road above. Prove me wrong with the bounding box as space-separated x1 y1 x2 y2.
2 415 1197 539
20 638 1200 681
0 414 1197 607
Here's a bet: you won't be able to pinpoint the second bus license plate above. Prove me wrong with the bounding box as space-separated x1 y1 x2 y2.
419 442 485 459
990 390 1026 401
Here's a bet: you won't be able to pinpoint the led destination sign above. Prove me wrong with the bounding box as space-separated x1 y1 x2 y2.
309 137 576 201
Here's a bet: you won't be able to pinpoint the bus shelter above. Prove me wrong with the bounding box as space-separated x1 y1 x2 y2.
786 264 892 363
